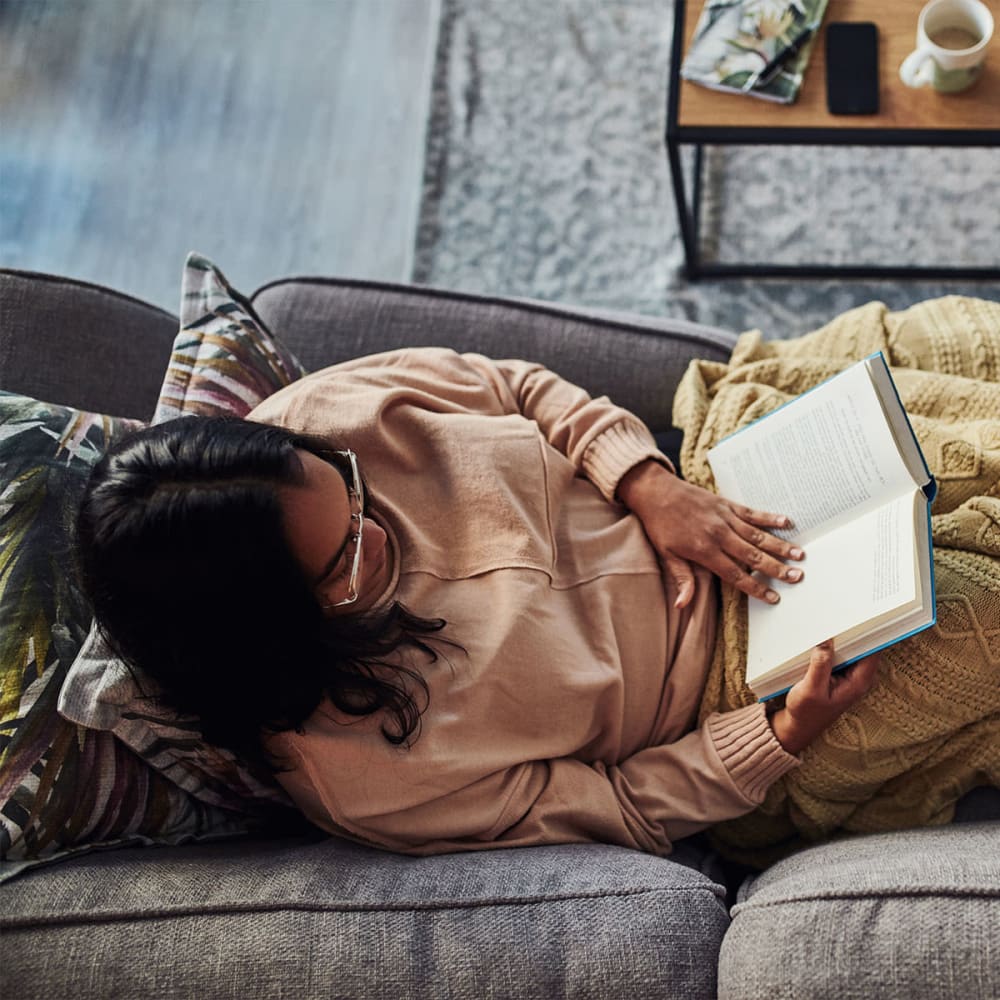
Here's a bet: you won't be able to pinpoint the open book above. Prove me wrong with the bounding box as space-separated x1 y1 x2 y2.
707 354 937 700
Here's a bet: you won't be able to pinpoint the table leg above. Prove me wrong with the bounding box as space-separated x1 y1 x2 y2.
692 144 705 262
666 136 701 278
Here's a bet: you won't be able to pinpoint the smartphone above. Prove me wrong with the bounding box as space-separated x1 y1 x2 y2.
826 22 879 115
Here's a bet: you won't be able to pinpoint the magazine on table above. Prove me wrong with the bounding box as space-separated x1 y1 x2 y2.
681 0 829 104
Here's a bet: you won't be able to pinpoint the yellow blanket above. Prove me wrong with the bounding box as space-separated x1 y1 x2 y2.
672 296 1000 867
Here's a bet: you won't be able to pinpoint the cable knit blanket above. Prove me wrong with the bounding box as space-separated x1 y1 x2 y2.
672 296 1000 867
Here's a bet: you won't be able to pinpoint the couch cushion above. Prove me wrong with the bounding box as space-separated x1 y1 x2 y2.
57 253 306 816
154 252 307 421
58 622 296 815
251 277 738 431
0 393 256 883
717 822 1000 1000
0 270 178 420
0 835 729 1000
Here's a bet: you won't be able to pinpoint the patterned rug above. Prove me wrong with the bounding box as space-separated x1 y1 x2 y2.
413 0 1000 338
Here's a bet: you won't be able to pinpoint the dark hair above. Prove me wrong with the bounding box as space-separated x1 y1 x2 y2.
75 415 452 776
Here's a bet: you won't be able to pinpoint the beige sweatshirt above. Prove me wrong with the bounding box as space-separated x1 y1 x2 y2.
250 348 798 857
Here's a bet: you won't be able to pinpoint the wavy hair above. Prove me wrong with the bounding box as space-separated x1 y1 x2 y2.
75 415 453 776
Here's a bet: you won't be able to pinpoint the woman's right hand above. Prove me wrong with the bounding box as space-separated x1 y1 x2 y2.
616 460 805 608
769 640 881 755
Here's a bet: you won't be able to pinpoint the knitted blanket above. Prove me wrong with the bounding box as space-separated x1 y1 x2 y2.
672 296 1000 867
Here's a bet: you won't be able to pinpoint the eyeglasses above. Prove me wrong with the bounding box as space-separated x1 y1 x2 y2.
324 449 365 608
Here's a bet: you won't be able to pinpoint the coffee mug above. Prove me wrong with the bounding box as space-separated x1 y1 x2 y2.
899 0 994 93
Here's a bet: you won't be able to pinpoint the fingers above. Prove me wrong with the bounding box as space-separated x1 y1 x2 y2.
642 488 804 604
732 505 793 533
668 538 782 606
806 641 881 703
803 638 836 691
781 644 879 753
662 553 696 609
725 509 806 585
730 536 805 588
715 553 783 604
836 652 882 698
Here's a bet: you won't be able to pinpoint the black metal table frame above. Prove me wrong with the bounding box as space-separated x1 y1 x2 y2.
665 0 1000 281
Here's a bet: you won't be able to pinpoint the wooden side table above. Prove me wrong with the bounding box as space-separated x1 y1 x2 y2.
666 0 1000 278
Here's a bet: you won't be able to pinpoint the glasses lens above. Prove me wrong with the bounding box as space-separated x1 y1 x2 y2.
331 451 364 607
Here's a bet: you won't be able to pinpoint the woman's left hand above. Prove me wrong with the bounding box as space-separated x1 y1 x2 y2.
770 640 881 754
617 459 806 608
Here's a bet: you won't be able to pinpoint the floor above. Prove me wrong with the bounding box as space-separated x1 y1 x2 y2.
0 0 440 312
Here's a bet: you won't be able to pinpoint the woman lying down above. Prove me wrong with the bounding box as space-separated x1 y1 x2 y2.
75 344 999 864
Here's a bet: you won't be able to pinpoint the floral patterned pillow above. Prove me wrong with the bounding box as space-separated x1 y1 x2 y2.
58 253 307 818
0 394 259 881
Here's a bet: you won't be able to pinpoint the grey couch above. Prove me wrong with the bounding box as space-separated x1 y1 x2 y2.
1 268 998 1000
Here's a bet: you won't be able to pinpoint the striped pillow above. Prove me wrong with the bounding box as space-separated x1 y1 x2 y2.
59 623 295 814
154 251 306 421
0 393 257 881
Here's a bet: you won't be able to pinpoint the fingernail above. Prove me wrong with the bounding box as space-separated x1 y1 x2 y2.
787 569 803 582
790 547 804 559
766 590 780 604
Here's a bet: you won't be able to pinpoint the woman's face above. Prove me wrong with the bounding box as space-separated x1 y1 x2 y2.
279 449 392 615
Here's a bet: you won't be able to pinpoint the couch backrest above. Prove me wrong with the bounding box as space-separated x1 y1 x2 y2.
1 270 738 429
253 277 737 431
0 270 178 420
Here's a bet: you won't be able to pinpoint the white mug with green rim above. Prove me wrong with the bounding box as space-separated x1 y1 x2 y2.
899 0 994 93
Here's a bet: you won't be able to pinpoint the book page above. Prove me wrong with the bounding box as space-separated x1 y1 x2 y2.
866 356 935 492
709 361 917 544
746 492 919 685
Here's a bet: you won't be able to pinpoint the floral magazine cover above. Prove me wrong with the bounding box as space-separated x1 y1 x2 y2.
680 0 829 104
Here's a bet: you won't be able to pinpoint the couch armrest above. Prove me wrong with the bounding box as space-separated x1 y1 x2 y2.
0 270 178 421
252 277 738 431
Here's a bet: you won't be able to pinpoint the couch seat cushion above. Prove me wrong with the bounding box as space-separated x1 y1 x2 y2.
718 821 1000 1000
1 836 728 1000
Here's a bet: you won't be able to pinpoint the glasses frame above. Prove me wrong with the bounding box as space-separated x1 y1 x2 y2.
325 449 365 608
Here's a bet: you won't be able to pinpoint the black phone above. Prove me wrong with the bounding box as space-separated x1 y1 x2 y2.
825 22 879 115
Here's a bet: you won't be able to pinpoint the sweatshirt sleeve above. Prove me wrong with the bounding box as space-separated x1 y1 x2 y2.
252 348 673 503
459 353 675 502
271 702 799 858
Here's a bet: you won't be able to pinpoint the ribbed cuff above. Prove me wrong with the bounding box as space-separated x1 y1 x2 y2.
581 420 675 502
706 703 800 804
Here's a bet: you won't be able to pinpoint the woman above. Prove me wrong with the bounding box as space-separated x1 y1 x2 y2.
76 348 879 858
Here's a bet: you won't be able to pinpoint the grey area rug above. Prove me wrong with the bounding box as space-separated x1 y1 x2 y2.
413 0 999 339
